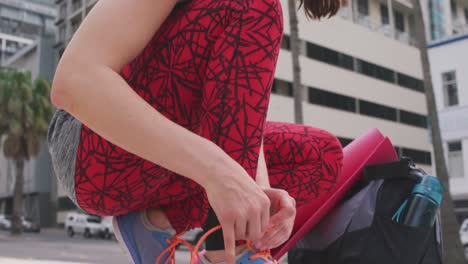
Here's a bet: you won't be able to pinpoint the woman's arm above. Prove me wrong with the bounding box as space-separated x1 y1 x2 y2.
51 2 270 262
52 0 231 187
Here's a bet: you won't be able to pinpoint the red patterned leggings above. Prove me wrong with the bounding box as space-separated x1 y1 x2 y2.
73 0 344 234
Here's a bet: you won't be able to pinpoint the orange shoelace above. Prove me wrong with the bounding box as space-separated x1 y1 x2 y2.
155 225 277 264
246 241 277 263
155 234 195 264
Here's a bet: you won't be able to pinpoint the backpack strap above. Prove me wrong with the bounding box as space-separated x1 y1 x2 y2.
363 158 421 183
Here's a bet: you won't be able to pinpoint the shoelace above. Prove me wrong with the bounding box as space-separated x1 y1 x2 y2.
155 225 277 264
246 241 277 263
155 234 195 264
194 226 277 264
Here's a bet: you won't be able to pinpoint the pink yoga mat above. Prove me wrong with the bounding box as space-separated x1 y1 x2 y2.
272 128 399 259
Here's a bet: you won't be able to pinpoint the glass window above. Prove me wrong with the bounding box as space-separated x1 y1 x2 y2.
448 141 462 152
442 71 459 107
338 137 354 147
451 0 458 18
306 42 354 71
401 148 432 165
281 35 290 50
394 10 405 32
358 0 369 15
400 110 427 128
308 87 356 112
356 60 395 83
272 79 293 97
448 141 463 178
465 8 468 22
359 100 397 121
397 73 425 92
380 4 389 24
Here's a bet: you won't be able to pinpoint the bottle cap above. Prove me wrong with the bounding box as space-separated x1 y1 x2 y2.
412 176 444 206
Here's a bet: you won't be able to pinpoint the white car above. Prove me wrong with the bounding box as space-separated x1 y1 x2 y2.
65 213 105 238
99 216 114 239
0 215 11 230
460 219 468 247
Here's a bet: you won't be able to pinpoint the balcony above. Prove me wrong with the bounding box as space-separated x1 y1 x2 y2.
337 6 417 46
71 0 83 13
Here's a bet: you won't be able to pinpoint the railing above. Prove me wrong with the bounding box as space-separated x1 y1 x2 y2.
335 6 418 47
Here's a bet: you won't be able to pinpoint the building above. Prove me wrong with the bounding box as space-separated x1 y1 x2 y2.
0 0 56 64
270 0 432 174
0 0 57 226
427 0 468 221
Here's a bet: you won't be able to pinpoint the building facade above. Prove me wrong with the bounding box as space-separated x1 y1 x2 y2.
428 0 468 222
0 0 57 226
0 0 56 64
271 0 432 173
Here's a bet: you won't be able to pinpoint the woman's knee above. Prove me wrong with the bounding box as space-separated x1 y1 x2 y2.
263 122 343 170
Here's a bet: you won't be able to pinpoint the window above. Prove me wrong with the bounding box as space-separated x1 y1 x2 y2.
397 73 424 92
338 137 354 147
356 60 395 83
358 0 369 15
281 35 290 50
442 71 459 107
448 141 464 178
58 197 77 211
306 43 354 71
308 87 356 112
359 100 397 121
272 79 293 97
465 8 468 22
400 110 427 128
380 4 389 24
394 10 405 32
401 148 432 165
451 0 458 18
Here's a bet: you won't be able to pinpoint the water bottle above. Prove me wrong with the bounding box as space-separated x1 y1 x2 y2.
399 175 444 228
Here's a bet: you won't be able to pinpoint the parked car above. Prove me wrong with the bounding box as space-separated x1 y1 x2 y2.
99 216 114 239
0 215 11 230
0 215 39 232
65 213 105 238
21 217 41 233
460 219 468 248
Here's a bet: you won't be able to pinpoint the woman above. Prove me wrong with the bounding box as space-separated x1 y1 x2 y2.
48 0 342 263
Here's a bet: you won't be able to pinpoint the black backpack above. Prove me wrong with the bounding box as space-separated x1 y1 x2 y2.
288 158 443 264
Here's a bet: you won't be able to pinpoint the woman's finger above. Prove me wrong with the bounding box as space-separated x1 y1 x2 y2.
235 218 247 240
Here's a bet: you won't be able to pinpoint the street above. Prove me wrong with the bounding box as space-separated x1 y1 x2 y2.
0 229 191 264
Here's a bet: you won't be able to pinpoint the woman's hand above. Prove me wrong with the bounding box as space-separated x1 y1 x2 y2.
204 162 271 264
252 188 296 250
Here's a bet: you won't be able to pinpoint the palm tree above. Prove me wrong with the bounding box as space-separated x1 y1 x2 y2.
410 0 468 262
0 70 53 235
288 0 304 124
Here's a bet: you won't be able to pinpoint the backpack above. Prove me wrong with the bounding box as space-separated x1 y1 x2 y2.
288 158 443 264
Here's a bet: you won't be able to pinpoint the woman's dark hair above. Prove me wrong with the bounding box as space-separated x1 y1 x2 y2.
299 0 345 19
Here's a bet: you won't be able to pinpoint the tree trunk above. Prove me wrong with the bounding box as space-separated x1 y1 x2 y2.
411 0 467 262
288 0 304 124
11 159 24 235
